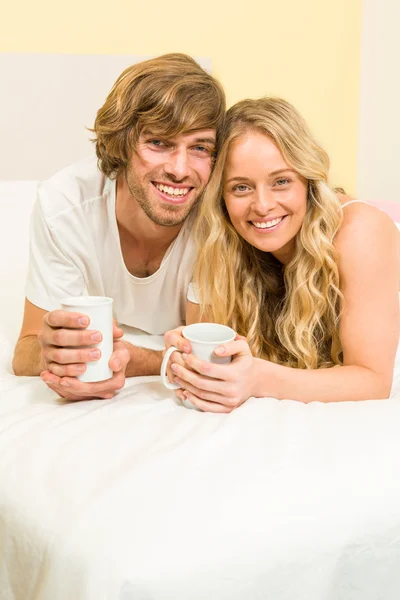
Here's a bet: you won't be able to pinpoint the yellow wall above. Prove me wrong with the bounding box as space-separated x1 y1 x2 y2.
2 0 363 193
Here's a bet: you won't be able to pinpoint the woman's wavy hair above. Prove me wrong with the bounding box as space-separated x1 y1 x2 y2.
90 53 226 178
194 97 344 369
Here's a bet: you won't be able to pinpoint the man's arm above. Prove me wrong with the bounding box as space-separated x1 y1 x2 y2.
12 299 46 376
13 298 162 400
12 335 43 376
125 345 163 377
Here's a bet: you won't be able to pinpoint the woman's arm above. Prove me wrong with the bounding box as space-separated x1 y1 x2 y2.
171 205 399 408
253 205 399 402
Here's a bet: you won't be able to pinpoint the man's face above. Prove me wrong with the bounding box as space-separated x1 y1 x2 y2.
125 129 216 227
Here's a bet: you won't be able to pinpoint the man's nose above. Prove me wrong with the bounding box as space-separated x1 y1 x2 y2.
164 148 190 180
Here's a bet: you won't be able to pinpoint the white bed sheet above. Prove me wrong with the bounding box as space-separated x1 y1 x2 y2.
2 181 400 599
1 328 400 600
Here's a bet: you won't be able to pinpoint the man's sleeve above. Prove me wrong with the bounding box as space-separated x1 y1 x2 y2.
25 194 85 311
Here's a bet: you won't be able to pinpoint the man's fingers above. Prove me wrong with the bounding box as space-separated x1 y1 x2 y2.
113 321 124 340
45 381 114 401
46 362 86 378
109 346 130 372
40 370 61 386
44 381 88 401
41 368 124 400
44 310 91 329
41 326 102 347
45 346 101 365
56 370 125 395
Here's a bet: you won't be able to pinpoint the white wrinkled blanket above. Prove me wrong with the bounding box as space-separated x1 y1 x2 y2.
1 329 400 600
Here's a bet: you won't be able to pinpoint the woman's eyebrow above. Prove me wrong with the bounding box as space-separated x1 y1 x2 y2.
269 168 296 176
226 169 296 184
225 176 252 183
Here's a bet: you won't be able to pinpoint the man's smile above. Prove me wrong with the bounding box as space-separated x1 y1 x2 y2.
152 181 193 204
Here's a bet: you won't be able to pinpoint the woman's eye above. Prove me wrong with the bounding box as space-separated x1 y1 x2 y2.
233 184 250 192
275 178 290 186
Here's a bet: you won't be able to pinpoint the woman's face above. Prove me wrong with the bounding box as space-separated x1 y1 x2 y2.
223 131 308 264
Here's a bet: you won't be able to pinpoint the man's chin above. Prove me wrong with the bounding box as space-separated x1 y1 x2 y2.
149 210 191 228
150 198 200 227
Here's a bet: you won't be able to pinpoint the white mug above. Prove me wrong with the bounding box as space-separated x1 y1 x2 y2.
60 296 114 383
161 323 236 408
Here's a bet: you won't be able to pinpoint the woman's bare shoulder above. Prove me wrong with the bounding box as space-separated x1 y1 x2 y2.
336 202 398 252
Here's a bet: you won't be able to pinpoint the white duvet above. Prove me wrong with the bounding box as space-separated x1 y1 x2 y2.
1 181 400 599
1 328 400 600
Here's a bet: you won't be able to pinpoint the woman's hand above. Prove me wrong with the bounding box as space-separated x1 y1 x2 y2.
170 335 256 412
163 326 193 385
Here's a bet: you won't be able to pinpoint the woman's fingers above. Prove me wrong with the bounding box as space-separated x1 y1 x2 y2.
174 353 232 382
213 338 251 359
166 350 186 384
171 364 229 395
173 376 235 406
182 392 232 413
164 326 192 353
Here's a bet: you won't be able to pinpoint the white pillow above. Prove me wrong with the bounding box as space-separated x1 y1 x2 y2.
0 181 38 354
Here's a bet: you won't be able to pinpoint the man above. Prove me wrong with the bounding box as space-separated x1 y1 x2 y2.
12 53 226 401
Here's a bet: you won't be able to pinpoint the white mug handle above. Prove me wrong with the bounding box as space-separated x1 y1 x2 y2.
160 346 181 390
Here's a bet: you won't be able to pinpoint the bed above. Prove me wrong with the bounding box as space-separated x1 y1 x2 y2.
1 180 400 600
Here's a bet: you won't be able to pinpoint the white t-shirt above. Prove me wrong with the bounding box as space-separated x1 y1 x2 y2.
26 156 197 334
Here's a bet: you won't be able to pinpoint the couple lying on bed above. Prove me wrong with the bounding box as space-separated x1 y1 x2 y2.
12 54 399 409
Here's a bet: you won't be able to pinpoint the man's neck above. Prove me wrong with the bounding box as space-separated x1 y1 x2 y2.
115 173 185 278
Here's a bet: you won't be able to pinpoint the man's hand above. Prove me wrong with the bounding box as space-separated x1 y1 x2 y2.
40 339 130 401
38 309 123 377
38 309 129 400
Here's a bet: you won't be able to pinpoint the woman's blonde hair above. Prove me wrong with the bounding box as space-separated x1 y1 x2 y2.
194 97 344 369
91 53 226 178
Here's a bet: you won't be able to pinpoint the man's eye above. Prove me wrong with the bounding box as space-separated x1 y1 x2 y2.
193 145 212 154
148 139 167 148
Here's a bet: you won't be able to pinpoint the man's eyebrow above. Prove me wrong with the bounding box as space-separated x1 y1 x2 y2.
192 137 216 145
140 131 216 145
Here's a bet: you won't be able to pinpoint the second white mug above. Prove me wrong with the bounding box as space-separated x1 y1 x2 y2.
161 323 236 408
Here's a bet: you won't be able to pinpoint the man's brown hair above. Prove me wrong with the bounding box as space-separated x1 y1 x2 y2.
92 53 226 178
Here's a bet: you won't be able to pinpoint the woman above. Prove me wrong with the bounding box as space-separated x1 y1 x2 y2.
164 98 399 411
